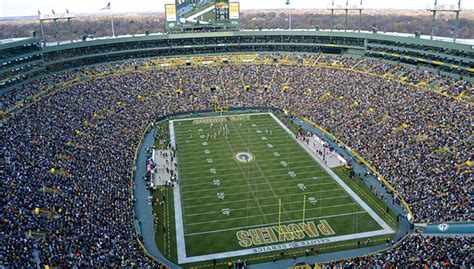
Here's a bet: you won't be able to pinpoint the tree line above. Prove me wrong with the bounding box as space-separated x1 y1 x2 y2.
0 10 472 42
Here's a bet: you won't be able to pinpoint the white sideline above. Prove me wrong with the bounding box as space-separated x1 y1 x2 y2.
171 113 394 264
170 121 188 264
269 113 394 233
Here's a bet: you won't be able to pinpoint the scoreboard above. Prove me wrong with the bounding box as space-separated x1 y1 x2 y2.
215 1 230 21
165 0 240 32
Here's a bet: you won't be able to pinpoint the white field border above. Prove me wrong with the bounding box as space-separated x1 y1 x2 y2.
170 112 394 264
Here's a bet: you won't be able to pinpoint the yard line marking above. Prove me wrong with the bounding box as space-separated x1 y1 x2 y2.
179 160 327 176
171 113 394 264
270 113 394 233
184 211 367 236
186 206 360 226
176 131 288 138
171 112 276 122
220 127 271 224
229 119 293 221
180 160 318 170
185 202 357 217
174 122 283 131
178 139 302 149
175 137 300 150
180 166 326 180
177 149 311 160
179 155 314 165
172 117 280 126
181 175 332 187
177 142 304 155
180 158 318 169
182 158 317 169
174 132 289 141
181 181 336 194
184 194 349 209
182 187 344 201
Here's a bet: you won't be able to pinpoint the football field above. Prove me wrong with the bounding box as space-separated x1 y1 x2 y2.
170 113 393 263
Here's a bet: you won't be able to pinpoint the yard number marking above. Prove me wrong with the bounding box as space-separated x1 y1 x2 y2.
222 208 231 216
297 183 306 190
308 197 318 205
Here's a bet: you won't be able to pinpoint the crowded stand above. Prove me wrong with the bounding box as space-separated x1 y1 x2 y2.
367 39 474 58
0 39 43 90
323 234 473 268
2 53 472 266
0 41 41 61
51 54 470 102
3 77 163 267
41 35 365 62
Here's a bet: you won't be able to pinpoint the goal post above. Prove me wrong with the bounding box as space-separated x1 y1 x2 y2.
278 195 306 236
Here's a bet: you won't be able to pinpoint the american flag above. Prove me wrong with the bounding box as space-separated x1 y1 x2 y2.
101 2 111 10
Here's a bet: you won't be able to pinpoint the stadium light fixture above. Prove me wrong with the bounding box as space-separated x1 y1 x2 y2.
427 0 462 43
286 0 292 30
327 0 364 32
38 9 75 46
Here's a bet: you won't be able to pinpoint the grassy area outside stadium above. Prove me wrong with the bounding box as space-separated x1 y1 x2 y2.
162 112 395 265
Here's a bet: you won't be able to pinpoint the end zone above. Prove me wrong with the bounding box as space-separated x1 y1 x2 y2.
170 112 394 264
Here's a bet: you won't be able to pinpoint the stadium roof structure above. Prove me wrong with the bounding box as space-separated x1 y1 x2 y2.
1 28 472 104
36 29 474 47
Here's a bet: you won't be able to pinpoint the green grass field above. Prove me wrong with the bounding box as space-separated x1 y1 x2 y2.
172 113 390 261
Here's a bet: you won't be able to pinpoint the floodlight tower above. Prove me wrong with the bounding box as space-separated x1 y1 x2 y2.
327 0 364 32
66 9 74 43
358 0 362 33
38 9 75 46
52 10 59 43
286 0 292 30
427 0 462 42
38 10 45 46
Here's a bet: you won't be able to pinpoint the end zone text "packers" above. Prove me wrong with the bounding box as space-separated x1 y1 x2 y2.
236 220 335 247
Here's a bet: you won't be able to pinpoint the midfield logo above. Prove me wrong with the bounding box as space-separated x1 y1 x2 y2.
234 152 255 163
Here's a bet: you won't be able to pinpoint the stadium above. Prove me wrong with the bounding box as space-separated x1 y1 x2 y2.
1 0 473 268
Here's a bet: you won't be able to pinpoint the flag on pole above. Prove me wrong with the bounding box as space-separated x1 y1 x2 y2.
101 2 111 10
100 2 115 37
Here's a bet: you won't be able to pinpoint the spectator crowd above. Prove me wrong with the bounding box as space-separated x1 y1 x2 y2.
323 234 473 268
2 53 472 266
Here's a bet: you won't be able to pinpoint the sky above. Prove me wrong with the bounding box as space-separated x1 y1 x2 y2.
1 0 472 18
